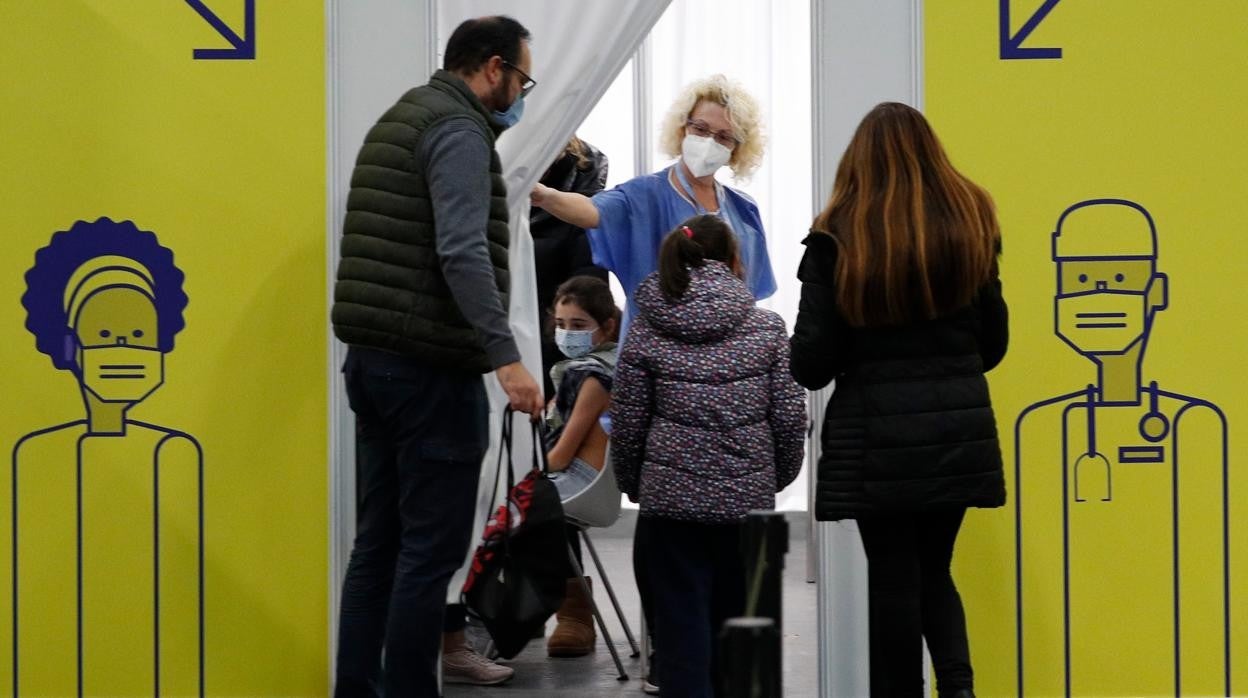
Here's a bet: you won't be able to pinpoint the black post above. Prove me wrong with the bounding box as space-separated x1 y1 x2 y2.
719 617 781 698
741 510 789 636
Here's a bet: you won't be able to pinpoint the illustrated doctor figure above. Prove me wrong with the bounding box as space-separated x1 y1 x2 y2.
12 218 202 697
1014 199 1229 697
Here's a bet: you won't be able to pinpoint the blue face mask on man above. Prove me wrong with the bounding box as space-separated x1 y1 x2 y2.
493 94 525 129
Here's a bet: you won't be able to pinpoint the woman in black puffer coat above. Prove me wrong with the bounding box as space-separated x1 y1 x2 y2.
791 102 1008 698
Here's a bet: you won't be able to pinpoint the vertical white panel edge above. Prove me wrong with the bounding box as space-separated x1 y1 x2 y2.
811 1 923 696
913 0 925 112
632 36 654 178
327 0 436 682
325 0 344 683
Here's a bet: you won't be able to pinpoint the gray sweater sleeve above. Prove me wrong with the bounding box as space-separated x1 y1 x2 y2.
421 117 520 368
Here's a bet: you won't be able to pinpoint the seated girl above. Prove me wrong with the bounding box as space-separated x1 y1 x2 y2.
542 276 621 658
545 275 620 500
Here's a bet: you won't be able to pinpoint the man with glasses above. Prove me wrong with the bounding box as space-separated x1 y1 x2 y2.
332 15 542 697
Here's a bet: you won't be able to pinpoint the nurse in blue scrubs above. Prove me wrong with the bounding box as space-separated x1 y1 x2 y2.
531 74 776 340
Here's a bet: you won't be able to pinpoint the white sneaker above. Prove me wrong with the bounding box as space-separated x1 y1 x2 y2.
642 653 660 694
442 647 515 685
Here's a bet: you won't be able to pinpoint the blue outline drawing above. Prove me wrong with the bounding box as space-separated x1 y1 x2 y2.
186 0 256 60
11 218 203 696
1000 0 1063 60
1014 200 1230 696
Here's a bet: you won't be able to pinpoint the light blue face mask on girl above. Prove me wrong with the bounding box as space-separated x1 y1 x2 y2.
555 327 595 358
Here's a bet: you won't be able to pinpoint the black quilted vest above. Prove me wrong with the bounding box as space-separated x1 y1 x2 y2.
332 70 510 373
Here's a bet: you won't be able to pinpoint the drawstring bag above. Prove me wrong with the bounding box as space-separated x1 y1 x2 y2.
462 407 573 659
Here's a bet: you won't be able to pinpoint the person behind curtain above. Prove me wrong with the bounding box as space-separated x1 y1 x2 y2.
790 102 1008 698
530 75 776 692
541 275 620 657
532 136 610 398
330 15 544 697
611 215 806 698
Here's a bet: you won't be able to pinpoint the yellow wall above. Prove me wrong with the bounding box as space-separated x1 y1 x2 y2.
0 1 328 695
928 2 1245 696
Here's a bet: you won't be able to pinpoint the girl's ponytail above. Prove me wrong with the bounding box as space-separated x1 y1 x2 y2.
658 214 740 300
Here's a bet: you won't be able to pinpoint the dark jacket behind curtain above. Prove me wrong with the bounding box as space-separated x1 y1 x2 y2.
532 140 609 394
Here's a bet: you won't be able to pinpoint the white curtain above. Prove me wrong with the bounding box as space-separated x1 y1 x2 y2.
435 0 672 602
578 0 813 510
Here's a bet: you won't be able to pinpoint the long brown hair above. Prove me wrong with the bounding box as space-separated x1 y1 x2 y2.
812 102 1000 327
563 135 591 170
658 214 741 300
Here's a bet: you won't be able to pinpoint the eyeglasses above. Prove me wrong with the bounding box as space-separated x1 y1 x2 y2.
502 60 537 98
686 119 740 149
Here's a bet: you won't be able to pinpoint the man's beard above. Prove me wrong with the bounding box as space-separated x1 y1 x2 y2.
490 81 511 112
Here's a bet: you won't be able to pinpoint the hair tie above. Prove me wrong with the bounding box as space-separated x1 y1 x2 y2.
682 226 694 239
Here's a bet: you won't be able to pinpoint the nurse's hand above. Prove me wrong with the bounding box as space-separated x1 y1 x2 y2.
530 183 552 209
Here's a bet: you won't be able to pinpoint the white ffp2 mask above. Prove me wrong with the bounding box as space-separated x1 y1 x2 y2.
681 134 732 178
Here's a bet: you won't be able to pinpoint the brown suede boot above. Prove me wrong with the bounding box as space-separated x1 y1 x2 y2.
547 577 596 657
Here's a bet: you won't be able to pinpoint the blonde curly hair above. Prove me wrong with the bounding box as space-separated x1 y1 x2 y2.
658 74 766 180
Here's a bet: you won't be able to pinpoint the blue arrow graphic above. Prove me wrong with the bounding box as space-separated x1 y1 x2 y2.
1000 0 1062 60
186 0 255 60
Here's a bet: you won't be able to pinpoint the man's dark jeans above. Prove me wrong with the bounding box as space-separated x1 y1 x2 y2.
334 347 488 698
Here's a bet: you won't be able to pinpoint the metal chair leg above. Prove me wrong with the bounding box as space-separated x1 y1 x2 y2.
567 539 629 681
580 528 640 657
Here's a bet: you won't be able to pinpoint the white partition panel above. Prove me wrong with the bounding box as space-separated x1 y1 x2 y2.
810 1 923 695
326 0 437 680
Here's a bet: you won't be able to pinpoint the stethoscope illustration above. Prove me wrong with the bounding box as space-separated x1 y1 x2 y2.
1073 380 1170 502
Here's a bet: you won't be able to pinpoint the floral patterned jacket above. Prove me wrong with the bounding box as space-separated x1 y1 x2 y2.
611 261 807 523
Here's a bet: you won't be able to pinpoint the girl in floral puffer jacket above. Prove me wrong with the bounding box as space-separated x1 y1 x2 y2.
611 214 806 697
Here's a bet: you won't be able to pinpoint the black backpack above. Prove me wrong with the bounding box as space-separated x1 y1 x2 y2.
462 408 573 658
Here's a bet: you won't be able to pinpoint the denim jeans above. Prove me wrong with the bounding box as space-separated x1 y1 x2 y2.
548 456 599 500
856 509 972 698
334 347 488 698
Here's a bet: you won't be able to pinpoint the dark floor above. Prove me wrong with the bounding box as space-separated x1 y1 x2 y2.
445 511 818 697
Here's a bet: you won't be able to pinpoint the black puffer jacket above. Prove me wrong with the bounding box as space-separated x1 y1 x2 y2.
531 141 610 310
790 231 1009 521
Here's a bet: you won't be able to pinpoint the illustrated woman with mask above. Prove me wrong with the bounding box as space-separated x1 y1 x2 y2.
531 74 776 341
13 218 202 697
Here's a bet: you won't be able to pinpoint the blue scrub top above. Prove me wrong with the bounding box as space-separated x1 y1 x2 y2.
586 166 777 339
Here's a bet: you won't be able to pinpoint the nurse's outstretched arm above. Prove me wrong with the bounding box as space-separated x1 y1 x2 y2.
531 183 600 229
